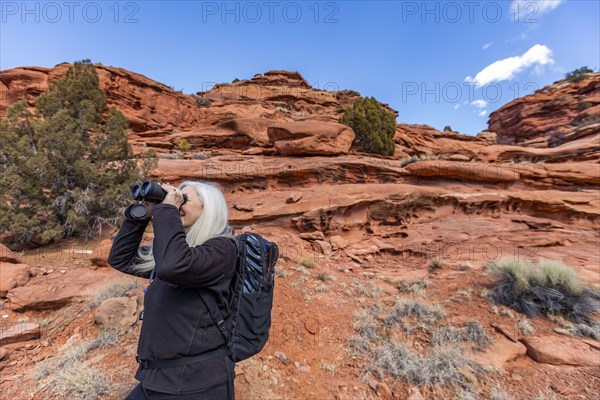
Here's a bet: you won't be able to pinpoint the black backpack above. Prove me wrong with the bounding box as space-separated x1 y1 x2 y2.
198 232 278 363
136 233 277 370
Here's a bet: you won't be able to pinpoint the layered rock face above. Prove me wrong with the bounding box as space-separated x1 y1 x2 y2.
0 65 599 400
489 73 599 147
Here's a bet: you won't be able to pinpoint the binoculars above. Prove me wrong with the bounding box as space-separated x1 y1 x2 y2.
127 180 189 220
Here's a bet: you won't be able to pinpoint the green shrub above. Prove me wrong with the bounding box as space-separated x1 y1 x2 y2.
565 66 594 82
0 60 157 249
487 258 599 324
339 96 396 156
178 138 192 151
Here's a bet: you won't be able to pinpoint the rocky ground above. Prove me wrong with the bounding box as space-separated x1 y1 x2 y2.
0 65 599 400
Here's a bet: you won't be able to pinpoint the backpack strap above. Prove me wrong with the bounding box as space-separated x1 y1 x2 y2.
197 290 230 343
196 236 242 344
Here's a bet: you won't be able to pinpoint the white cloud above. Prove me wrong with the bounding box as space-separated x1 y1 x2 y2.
454 104 460 110
482 42 493 50
465 44 554 86
511 0 564 15
478 110 488 117
471 99 488 108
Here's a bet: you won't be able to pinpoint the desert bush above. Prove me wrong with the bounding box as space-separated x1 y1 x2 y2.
296 253 316 268
487 258 600 324
339 96 396 156
87 279 140 310
367 340 468 385
429 256 444 272
518 319 536 336
178 138 191 151
383 298 445 327
351 279 382 298
565 66 594 82
396 279 429 295
0 60 157 249
431 321 492 351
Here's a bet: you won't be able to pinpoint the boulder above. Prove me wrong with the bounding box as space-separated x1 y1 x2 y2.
468 336 527 369
0 244 21 264
6 268 122 311
0 263 30 297
521 336 600 367
0 323 40 346
94 296 138 330
90 239 113 268
268 121 355 156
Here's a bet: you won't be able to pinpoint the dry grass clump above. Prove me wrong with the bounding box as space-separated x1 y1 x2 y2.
383 299 445 327
367 340 468 386
396 279 429 295
431 321 492 351
487 258 600 338
87 279 140 310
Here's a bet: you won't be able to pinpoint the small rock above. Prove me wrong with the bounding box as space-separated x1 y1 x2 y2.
60 270 66 274
329 235 348 250
274 351 290 365
553 327 571 336
406 386 425 400
312 240 333 255
376 381 394 400
299 231 324 241
304 320 319 335
293 360 311 373
367 377 378 391
286 192 303 204
233 202 254 212
47 269 54 274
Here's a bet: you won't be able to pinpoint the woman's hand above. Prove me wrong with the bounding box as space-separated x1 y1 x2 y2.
160 183 185 209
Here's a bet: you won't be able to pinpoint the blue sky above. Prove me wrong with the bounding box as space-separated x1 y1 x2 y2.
1 0 598 135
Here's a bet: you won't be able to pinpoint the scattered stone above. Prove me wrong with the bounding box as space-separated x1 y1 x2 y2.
59 270 66 274
376 381 393 400
233 202 254 212
0 323 41 346
274 351 290 365
553 327 571 336
286 192 303 204
367 377 378 391
522 336 600 366
312 240 333 256
46 269 54 274
0 263 31 297
299 231 324 241
293 360 311 373
304 320 319 335
329 235 348 250
406 386 425 400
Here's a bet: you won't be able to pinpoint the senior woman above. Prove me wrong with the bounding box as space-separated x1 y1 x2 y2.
108 181 238 400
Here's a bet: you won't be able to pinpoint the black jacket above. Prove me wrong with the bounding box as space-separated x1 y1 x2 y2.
108 204 238 394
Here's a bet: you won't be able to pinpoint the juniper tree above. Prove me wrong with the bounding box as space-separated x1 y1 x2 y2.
0 60 156 248
339 96 396 156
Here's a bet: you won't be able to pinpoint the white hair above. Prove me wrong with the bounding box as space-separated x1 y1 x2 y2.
131 180 235 275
